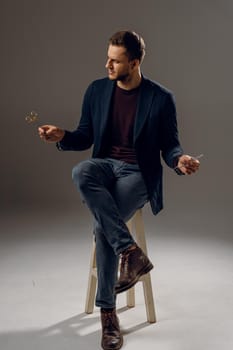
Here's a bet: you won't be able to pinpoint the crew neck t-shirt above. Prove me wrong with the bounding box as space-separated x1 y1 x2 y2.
108 85 140 164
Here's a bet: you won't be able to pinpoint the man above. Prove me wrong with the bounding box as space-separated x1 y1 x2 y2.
38 30 200 350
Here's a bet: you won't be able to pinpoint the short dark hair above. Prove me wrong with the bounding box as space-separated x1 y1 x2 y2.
109 30 146 63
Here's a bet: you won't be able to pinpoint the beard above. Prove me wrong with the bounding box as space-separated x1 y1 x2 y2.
108 69 131 82
116 72 130 82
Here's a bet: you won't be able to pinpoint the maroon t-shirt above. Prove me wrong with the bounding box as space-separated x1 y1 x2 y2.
108 85 140 164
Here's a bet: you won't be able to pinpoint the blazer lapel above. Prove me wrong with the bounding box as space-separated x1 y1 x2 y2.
100 79 115 136
134 78 155 143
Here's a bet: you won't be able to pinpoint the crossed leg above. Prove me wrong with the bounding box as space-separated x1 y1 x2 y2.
72 158 148 308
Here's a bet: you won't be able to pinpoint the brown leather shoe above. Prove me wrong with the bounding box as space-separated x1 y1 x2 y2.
100 308 123 350
115 244 153 294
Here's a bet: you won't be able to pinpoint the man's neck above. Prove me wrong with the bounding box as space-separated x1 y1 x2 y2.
117 71 142 91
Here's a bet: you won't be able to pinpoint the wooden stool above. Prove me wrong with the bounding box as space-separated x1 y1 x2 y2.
85 209 156 323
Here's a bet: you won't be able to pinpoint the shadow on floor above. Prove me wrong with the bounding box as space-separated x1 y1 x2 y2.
0 308 152 350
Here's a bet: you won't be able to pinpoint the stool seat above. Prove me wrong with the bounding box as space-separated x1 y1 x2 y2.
85 209 156 323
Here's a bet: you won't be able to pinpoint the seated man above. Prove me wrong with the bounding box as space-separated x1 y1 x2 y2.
38 30 200 350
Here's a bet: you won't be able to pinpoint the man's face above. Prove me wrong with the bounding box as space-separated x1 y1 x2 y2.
105 45 135 82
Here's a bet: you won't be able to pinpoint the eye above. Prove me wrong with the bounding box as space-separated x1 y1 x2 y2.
108 57 120 64
111 59 120 64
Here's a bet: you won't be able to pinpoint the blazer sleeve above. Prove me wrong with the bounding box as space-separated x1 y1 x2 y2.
57 83 94 151
160 92 183 168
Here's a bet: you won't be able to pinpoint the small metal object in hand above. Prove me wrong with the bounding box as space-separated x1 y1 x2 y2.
191 154 204 162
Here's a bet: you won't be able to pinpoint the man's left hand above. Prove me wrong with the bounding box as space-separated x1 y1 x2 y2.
177 155 200 175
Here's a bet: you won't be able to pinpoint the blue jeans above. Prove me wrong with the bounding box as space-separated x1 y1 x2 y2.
72 158 149 308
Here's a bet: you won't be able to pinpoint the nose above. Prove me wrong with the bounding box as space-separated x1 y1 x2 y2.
105 59 109 69
105 58 112 69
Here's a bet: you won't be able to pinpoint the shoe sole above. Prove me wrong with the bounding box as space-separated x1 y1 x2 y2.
115 261 154 294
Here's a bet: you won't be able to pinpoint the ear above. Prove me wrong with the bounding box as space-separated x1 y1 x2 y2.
130 59 139 69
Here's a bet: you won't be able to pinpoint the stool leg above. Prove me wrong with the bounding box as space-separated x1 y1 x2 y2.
126 217 136 308
134 210 156 323
134 210 148 254
85 241 97 314
142 274 156 323
126 287 135 308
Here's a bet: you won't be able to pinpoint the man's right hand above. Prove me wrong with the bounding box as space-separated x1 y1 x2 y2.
38 125 65 143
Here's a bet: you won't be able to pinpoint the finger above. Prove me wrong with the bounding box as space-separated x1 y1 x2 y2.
178 165 188 174
179 163 196 175
39 125 57 134
38 125 50 131
189 162 200 172
182 166 197 174
183 159 200 169
186 164 199 174
39 129 47 138
44 128 54 136
38 126 50 137
44 133 58 142
45 127 60 137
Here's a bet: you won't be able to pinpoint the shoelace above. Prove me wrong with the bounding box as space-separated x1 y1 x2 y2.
119 252 130 277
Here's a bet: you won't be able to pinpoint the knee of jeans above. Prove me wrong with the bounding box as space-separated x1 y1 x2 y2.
72 160 94 190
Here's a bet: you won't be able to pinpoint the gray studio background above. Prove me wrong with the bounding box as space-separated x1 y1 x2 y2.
1 0 232 231
0 1 233 349
1 0 232 233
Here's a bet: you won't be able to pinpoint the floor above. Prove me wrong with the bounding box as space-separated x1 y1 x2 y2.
1 206 233 350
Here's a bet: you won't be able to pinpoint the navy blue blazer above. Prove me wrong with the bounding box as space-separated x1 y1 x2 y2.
58 76 183 215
